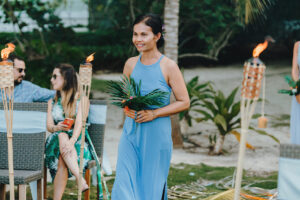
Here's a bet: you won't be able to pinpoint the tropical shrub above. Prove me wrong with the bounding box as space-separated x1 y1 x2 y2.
179 76 214 128
195 87 279 155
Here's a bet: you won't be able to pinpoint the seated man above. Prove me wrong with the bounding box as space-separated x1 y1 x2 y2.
0 54 55 200
7 54 55 102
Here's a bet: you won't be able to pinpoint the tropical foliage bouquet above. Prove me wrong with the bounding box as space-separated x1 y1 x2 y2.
106 75 169 111
279 76 300 96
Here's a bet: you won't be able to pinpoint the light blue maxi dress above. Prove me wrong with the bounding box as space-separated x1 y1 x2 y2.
111 55 172 200
290 44 300 144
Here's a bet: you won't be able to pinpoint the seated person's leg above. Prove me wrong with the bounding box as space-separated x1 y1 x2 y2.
58 133 88 191
53 155 68 200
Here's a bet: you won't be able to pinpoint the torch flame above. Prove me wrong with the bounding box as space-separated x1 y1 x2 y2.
252 40 268 58
1 43 16 60
86 53 95 63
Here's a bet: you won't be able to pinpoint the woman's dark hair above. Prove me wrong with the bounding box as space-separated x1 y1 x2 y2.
133 13 164 48
55 63 78 93
54 63 78 118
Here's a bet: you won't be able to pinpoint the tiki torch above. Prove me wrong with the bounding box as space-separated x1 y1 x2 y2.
78 53 94 200
0 43 15 200
233 37 273 200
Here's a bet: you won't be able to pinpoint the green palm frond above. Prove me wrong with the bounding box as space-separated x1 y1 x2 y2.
106 75 169 111
284 75 296 87
278 76 300 96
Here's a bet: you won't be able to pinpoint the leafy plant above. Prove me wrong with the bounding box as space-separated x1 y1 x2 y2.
195 87 279 155
179 76 214 127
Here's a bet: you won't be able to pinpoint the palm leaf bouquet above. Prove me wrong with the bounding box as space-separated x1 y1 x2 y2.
106 75 169 111
278 76 300 96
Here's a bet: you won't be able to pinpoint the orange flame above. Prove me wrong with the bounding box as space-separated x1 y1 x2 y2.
86 53 95 63
252 41 268 58
1 43 16 60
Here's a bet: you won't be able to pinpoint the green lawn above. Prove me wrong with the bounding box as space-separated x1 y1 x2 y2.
15 163 277 200
91 78 110 93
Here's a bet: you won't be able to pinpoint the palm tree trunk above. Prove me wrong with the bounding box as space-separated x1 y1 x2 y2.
164 0 183 148
164 0 179 62
213 135 225 155
179 118 189 135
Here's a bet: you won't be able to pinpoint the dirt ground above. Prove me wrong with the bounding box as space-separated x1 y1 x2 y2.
94 61 292 174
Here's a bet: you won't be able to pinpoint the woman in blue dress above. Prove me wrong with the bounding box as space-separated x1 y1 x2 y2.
111 14 190 200
291 41 300 144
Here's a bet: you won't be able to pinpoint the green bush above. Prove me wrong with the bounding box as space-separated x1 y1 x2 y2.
0 31 130 87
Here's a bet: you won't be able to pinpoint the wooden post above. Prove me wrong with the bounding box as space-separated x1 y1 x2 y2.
78 59 93 200
84 169 91 200
234 59 265 200
18 185 26 200
0 184 6 200
0 59 15 200
43 167 47 199
37 179 42 200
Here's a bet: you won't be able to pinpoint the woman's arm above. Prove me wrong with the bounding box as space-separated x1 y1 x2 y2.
123 56 141 119
123 56 138 77
46 99 55 132
292 41 300 81
46 99 69 132
135 59 190 123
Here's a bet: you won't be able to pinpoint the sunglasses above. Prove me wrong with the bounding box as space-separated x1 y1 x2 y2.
16 68 25 73
51 74 61 80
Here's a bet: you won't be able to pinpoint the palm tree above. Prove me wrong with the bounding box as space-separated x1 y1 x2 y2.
163 0 180 62
163 0 183 148
234 0 271 24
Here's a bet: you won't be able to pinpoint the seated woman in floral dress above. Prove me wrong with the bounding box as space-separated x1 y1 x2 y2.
45 63 92 200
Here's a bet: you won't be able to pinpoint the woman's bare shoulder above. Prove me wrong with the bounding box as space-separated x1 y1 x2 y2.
124 56 139 73
161 56 179 70
125 56 139 67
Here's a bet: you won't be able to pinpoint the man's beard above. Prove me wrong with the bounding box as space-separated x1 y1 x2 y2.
14 76 24 86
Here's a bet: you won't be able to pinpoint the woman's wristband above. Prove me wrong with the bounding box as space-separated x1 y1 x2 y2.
51 125 57 132
70 137 77 144
151 110 157 120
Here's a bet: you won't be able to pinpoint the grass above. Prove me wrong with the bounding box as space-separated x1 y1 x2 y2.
91 78 110 92
168 163 236 186
16 163 277 200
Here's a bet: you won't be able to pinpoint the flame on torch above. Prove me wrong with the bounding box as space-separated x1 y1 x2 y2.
252 41 268 58
1 43 16 60
86 53 95 63
252 36 275 58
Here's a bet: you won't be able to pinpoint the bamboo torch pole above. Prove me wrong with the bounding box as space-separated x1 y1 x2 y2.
78 53 94 200
0 43 15 200
234 58 265 200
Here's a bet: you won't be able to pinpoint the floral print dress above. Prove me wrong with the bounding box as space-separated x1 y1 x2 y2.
45 98 92 180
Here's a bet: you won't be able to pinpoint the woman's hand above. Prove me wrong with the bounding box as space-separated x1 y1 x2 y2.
135 110 156 123
56 121 69 132
296 95 300 104
123 106 136 119
61 138 75 155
